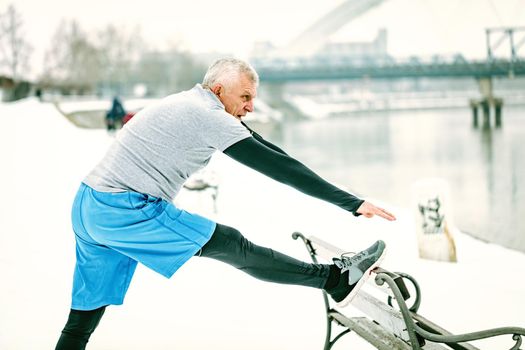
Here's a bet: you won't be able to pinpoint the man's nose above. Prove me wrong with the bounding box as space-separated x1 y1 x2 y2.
245 100 254 112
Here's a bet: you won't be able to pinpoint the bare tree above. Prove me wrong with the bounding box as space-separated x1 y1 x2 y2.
38 18 205 97
0 4 32 81
170 50 207 91
133 46 207 96
41 20 101 93
96 24 144 94
134 49 171 96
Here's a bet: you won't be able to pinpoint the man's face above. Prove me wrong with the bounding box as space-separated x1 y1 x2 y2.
213 74 257 120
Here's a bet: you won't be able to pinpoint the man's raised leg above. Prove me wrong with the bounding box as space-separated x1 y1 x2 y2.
199 224 386 306
199 223 331 289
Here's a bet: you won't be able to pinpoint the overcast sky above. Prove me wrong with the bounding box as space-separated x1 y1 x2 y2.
3 0 525 77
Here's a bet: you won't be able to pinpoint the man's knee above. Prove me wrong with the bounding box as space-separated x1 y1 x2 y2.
216 223 243 242
209 224 243 246
200 223 247 258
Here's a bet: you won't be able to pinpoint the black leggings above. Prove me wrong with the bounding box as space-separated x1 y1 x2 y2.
200 223 330 288
55 307 106 350
56 223 330 349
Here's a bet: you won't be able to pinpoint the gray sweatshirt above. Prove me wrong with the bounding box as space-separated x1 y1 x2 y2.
83 84 251 201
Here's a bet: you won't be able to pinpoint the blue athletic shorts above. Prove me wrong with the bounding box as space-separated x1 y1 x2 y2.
70 183 216 310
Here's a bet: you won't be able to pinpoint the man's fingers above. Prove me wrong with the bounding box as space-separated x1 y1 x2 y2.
357 201 396 221
375 207 396 221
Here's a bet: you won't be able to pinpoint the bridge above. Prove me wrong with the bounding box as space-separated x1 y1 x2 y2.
253 56 525 82
252 53 523 127
251 0 525 82
249 0 524 125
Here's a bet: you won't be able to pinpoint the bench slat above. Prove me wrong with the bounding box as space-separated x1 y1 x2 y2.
352 290 411 341
421 342 452 350
308 236 347 260
329 313 412 350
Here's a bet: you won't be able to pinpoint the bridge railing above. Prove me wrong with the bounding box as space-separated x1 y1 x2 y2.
253 56 525 81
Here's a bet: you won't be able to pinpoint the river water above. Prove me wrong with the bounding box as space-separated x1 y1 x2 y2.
264 106 525 253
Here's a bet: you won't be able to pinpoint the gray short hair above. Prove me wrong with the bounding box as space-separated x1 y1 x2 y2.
202 58 259 89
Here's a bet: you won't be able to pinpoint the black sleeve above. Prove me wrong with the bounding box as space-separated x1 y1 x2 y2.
223 136 364 216
240 121 288 155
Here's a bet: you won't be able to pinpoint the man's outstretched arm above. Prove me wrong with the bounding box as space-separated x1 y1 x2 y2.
223 136 395 221
240 121 288 155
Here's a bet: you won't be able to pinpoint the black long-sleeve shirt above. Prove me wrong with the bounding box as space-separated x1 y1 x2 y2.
224 124 364 216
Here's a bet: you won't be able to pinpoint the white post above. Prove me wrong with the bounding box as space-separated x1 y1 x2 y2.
411 178 457 262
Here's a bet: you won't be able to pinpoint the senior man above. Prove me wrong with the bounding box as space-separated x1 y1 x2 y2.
56 58 395 349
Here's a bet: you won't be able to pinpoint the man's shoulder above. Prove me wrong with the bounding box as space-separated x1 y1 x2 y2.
158 85 222 113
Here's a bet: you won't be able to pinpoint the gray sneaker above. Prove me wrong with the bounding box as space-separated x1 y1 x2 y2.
327 240 387 307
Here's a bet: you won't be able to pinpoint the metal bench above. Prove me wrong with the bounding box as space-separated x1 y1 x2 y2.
292 232 525 350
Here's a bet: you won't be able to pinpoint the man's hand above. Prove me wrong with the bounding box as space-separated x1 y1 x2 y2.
356 201 396 221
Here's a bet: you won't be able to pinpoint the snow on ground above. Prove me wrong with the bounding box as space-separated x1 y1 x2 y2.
0 98 524 349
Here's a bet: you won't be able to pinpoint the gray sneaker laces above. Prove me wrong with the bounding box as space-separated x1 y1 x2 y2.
334 251 367 273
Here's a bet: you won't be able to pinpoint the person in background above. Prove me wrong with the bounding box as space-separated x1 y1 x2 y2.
55 58 396 349
35 87 43 101
105 96 126 131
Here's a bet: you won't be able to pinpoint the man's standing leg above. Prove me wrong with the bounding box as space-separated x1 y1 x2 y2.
55 307 106 350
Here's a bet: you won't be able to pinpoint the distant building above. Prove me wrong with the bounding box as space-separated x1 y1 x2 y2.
318 29 388 60
251 29 390 66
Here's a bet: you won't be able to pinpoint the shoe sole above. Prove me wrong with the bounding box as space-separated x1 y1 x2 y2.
336 245 387 308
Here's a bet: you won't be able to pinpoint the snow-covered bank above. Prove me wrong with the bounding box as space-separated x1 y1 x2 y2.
0 99 523 349
56 96 282 126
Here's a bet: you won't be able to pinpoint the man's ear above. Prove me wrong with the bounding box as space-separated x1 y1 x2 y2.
211 84 223 97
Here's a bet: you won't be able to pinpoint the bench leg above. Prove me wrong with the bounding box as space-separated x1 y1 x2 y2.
293 232 353 350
